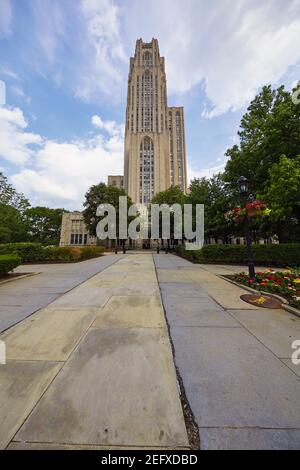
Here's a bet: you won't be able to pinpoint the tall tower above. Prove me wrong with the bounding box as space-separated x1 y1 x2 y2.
124 38 187 203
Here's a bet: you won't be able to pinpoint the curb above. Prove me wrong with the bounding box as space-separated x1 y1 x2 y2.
218 274 300 319
0 272 40 286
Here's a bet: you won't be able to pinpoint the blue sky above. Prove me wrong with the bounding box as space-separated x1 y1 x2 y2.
1 0 300 209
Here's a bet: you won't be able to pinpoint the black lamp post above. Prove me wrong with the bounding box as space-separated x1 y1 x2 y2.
237 176 255 279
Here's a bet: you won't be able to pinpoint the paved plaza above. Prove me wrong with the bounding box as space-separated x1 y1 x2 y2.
0 253 299 449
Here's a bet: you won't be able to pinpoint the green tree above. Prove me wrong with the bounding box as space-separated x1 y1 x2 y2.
187 175 236 243
23 206 66 245
151 186 186 247
224 84 300 194
0 204 28 243
151 185 186 206
83 183 133 243
0 172 29 212
262 155 300 242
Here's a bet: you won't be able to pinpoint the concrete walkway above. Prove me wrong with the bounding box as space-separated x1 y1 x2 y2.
0 255 120 333
0 254 188 450
153 254 300 450
1 252 300 450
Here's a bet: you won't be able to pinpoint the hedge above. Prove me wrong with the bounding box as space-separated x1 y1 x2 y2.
0 243 47 262
176 243 300 267
0 254 21 276
0 243 105 263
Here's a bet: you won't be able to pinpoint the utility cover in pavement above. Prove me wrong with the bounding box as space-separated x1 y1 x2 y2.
240 294 282 309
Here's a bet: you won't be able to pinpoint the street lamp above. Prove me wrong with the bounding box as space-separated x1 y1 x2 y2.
237 176 255 279
237 176 249 195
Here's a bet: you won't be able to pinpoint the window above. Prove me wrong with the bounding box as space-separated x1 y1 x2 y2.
70 233 86 245
140 137 154 204
143 51 152 66
176 111 183 190
142 71 153 131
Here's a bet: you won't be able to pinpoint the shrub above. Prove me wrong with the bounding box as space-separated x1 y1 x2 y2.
44 246 105 262
0 254 21 276
176 243 300 267
0 243 105 263
0 242 46 262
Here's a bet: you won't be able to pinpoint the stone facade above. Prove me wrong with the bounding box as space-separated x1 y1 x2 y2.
124 38 187 203
60 38 188 248
59 212 96 247
107 175 124 189
168 107 187 193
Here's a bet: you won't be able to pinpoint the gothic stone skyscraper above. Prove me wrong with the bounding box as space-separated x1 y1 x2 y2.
124 38 187 203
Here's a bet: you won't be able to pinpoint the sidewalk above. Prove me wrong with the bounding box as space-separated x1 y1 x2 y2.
154 254 300 450
0 255 120 333
0 254 188 450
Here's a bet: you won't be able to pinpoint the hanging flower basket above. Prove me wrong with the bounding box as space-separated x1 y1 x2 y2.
225 207 246 223
225 201 270 224
245 200 267 218
247 208 262 217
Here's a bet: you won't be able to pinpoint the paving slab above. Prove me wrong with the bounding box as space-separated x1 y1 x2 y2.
15 328 188 448
160 282 208 298
157 269 193 283
228 309 300 357
0 255 120 333
113 281 159 296
124 271 158 283
200 287 259 309
48 287 112 308
281 359 300 378
153 254 192 269
92 295 165 329
0 360 62 449
0 293 58 307
171 326 300 428
199 428 300 450
0 305 41 333
162 295 240 327
8 442 187 450
1 308 97 361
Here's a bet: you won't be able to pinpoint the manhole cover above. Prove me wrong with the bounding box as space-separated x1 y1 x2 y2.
240 294 282 309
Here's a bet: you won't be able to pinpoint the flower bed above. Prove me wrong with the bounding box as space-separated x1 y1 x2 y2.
229 269 300 310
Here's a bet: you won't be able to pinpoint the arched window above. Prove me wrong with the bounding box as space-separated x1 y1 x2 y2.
140 136 154 204
143 51 152 66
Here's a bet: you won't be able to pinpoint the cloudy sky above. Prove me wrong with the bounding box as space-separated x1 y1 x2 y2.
1 0 300 209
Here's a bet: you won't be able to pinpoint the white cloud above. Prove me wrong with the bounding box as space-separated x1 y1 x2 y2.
74 0 127 102
30 0 66 63
187 160 227 183
0 107 43 165
2 107 124 209
120 0 300 116
23 0 300 115
0 0 13 38
91 114 124 136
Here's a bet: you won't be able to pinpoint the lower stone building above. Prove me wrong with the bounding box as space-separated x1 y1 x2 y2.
59 212 96 247
107 175 124 189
